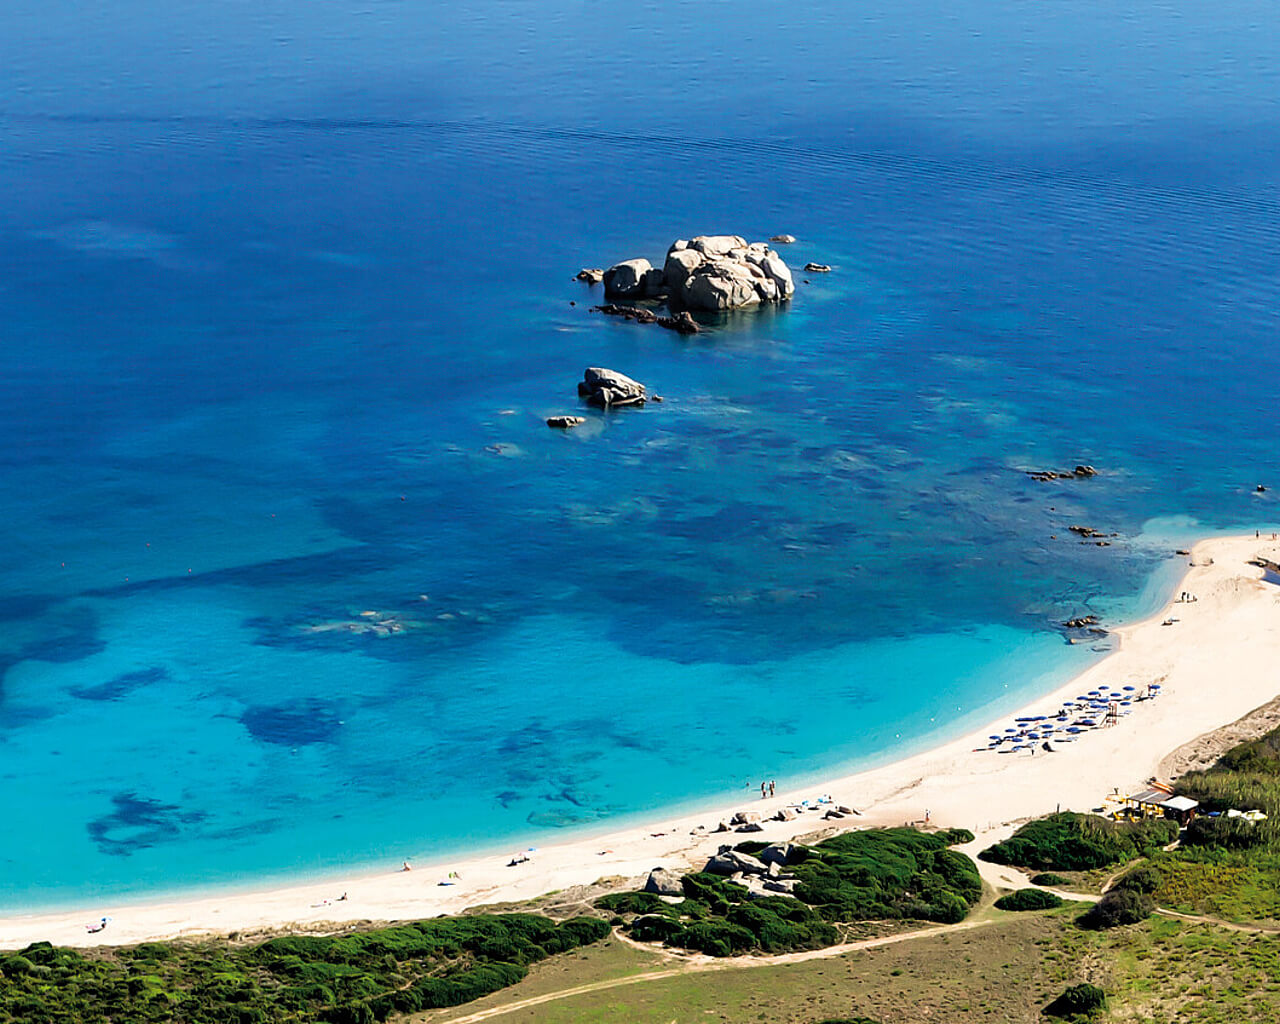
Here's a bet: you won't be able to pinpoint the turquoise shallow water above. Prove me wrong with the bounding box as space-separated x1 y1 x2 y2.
2 0 1279 909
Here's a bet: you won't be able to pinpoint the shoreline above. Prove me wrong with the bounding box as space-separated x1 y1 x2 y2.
5 533 1280 950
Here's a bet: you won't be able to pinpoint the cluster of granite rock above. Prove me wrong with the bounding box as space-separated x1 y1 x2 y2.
643 841 808 901
548 235 802 428
601 235 796 312
546 367 652 427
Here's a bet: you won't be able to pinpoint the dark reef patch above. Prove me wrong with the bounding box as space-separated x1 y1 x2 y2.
70 666 169 702
86 792 206 857
241 698 343 746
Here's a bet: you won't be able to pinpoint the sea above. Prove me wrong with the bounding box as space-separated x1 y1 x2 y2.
2 0 1278 909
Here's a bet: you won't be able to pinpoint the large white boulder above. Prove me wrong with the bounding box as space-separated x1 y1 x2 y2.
602 258 653 299
663 246 704 291
682 259 764 311
689 234 748 258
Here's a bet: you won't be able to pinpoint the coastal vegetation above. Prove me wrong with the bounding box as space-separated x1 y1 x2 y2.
978 811 1176 871
1042 982 1107 1019
993 888 1063 911
598 827 981 956
0 914 608 1024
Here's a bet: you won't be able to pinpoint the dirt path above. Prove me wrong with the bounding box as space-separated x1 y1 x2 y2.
1153 908 1280 934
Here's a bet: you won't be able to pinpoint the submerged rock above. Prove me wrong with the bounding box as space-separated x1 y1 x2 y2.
1027 465 1099 482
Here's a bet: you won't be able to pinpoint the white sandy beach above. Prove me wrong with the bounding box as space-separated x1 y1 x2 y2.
5 533 1280 950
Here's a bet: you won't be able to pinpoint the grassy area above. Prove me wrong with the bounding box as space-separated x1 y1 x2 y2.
423 911 1093 1024
1101 916 1280 1022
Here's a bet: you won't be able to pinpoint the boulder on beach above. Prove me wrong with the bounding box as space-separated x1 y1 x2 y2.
643 867 684 896
577 367 647 408
705 847 769 876
758 842 795 865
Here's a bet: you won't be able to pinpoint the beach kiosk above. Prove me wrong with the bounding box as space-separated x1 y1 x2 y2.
1126 788 1172 819
1161 795 1199 826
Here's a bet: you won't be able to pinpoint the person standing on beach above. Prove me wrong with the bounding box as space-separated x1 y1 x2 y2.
769 780 776 797
760 781 767 799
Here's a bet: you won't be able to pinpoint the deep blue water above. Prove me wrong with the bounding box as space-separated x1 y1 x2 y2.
2 0 1279 908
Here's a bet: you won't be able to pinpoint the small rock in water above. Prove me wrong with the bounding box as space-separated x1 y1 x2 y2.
804 262 831 273
578 367 647 408
546 415 586 429
575 267 604 284
770 234 796 244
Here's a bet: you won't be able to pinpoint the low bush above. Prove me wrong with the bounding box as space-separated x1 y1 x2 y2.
1043 982 1107 1019
1111 863 1162 894
1030 872 1068 886
598 827 981 957
1079 888 1154 929
1182 814 1270 850
979 812 1176 871
994 888 1063 911
0 913 608 1023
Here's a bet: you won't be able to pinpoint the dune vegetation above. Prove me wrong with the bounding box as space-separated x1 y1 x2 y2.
598 827 980 957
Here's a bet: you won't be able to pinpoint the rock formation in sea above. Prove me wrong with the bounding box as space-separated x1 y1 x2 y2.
578 367 647 407
600 235 795 312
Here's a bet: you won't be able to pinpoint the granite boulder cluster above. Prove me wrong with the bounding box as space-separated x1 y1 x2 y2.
602 235 796 311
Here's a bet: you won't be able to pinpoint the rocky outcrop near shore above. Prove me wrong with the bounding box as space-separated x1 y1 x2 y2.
578 367 647 407
600 235 795 312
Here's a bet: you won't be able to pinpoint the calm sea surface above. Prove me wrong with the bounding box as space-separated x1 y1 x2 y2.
2 0 1278 907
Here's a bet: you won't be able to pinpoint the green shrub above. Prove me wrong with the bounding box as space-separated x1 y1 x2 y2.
1043 982 1107 1018
612 828 981 957
629 915 686 943
979 812 1176 870
1080 888 1153 929
995 888 1064 911
673 920 756 957
1029 872 1068 886
1112 863 1162 893
1182 814 1269 850
0 912 608 1023
595 891 679 917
